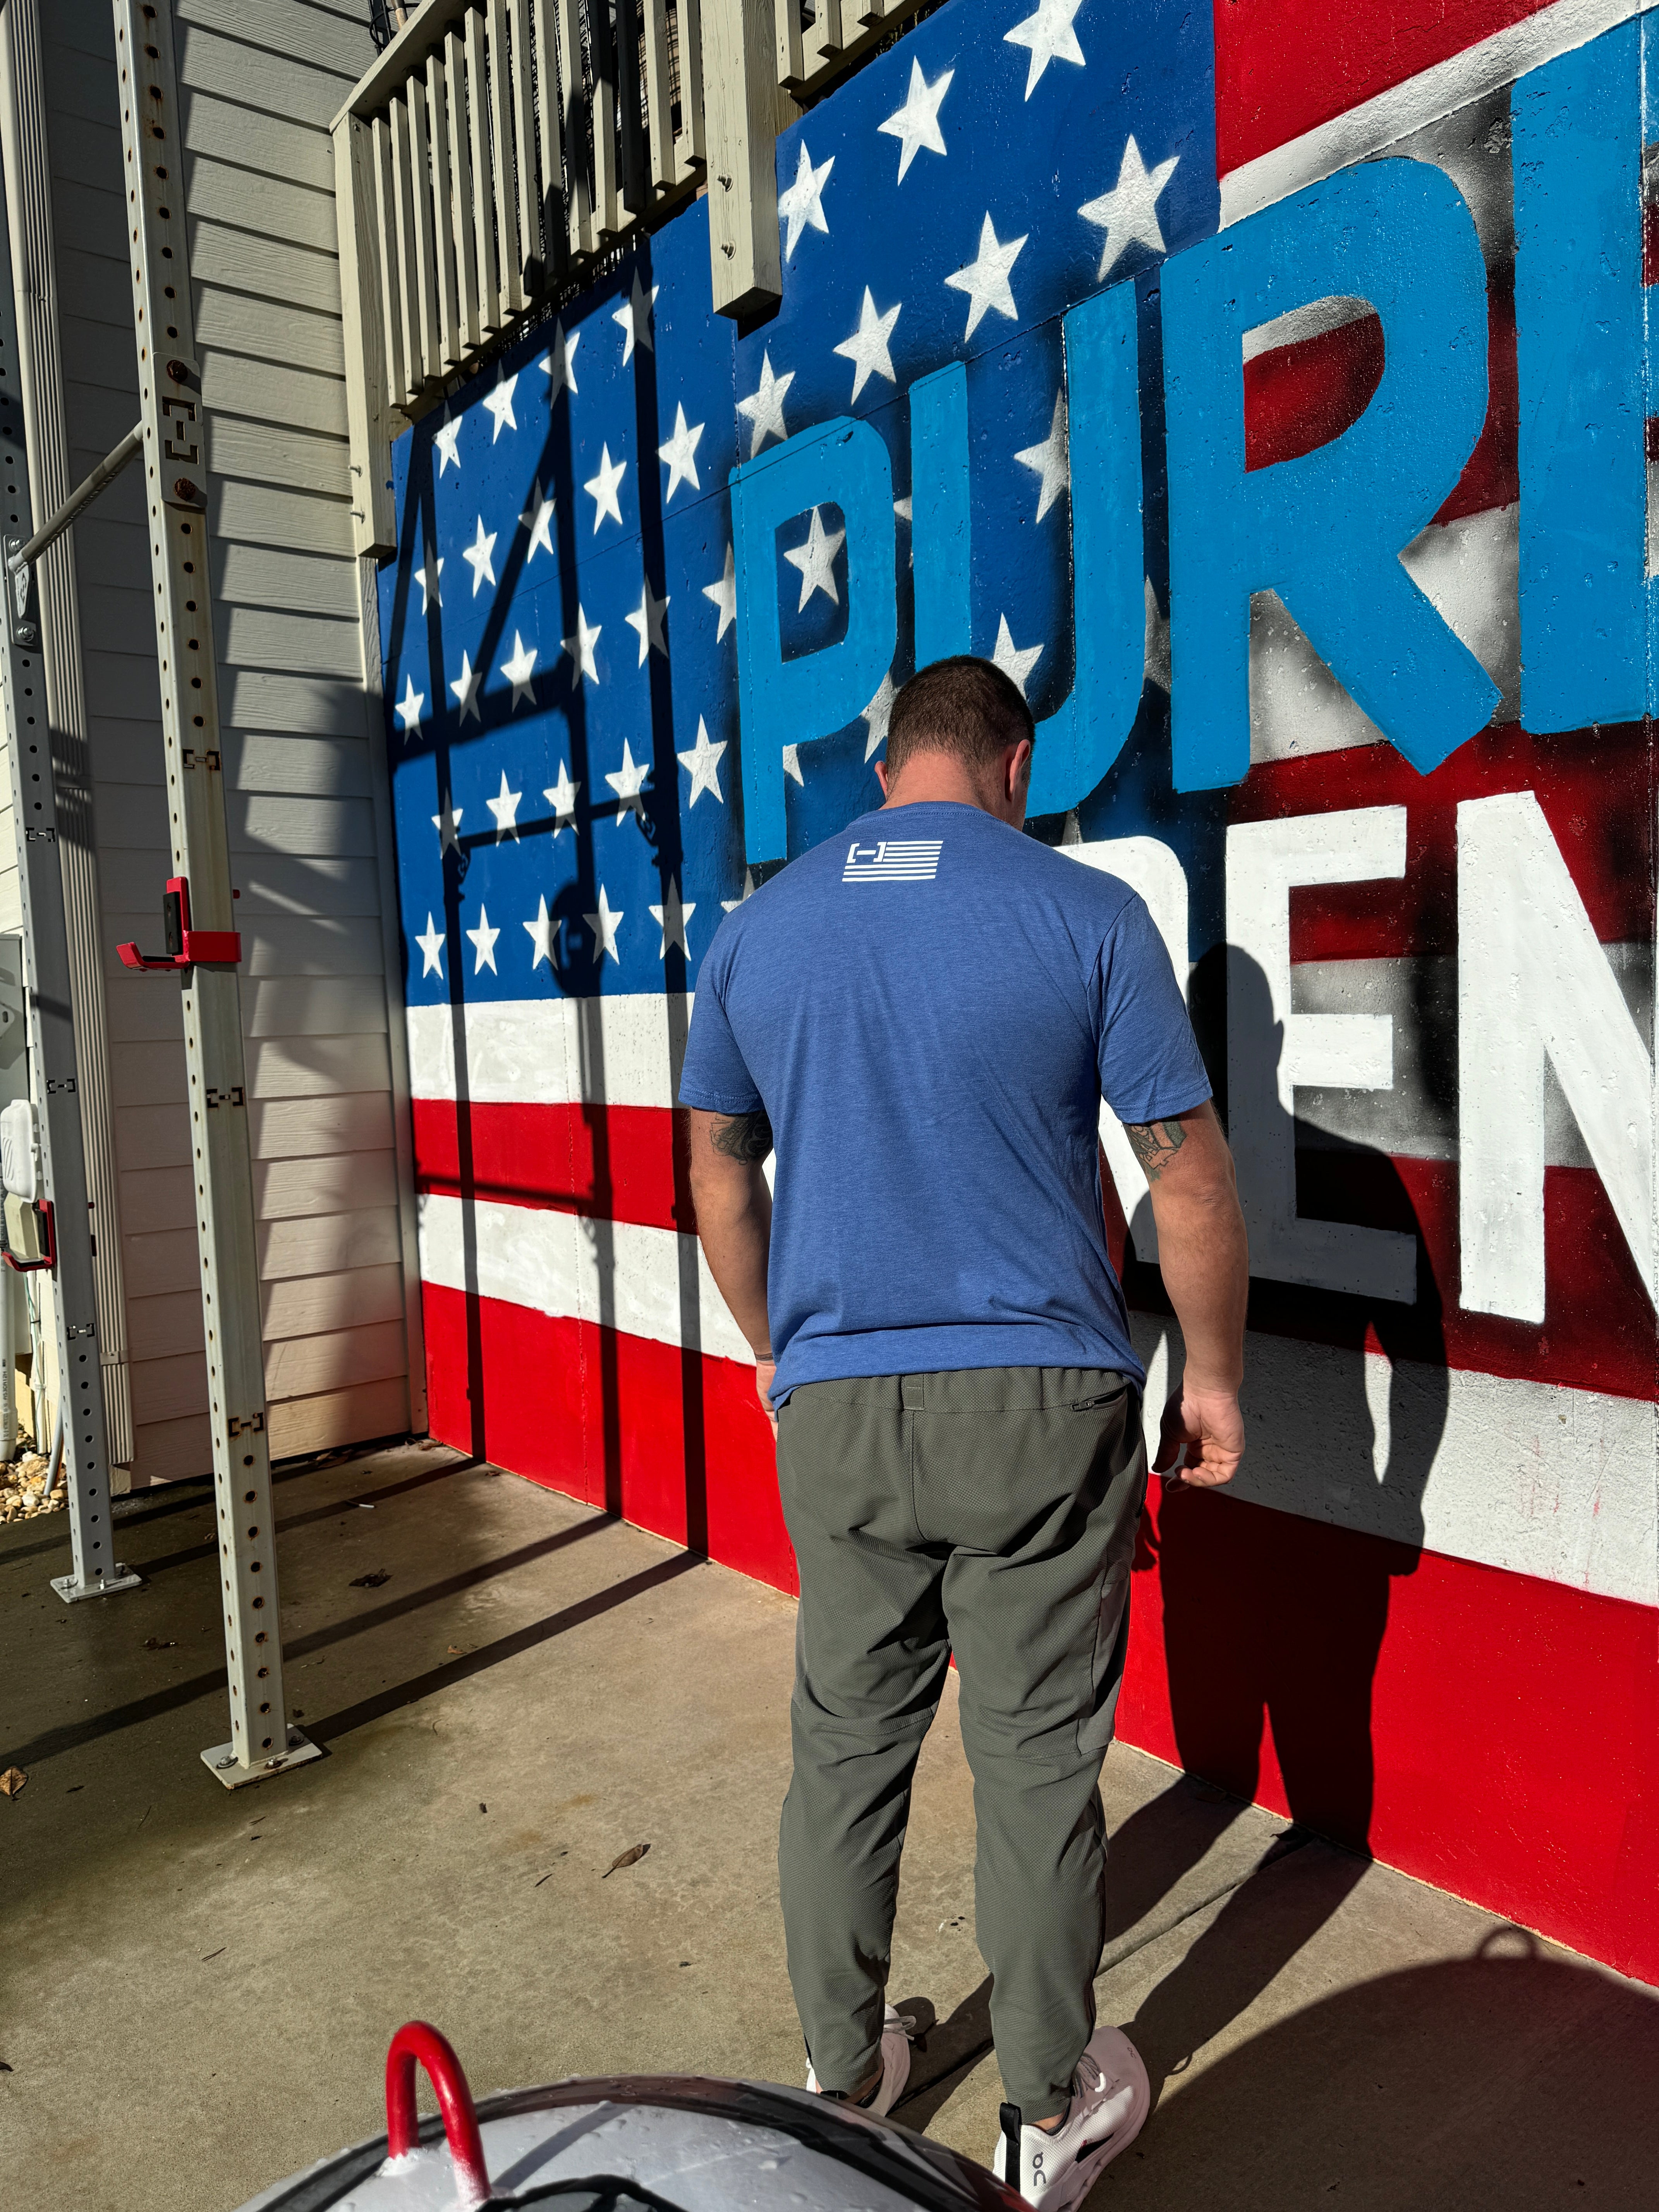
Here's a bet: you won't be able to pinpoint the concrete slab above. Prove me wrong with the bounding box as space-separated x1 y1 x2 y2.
2 1445 1654 2212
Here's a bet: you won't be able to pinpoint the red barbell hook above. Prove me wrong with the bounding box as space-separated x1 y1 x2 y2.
384 2021 492 2206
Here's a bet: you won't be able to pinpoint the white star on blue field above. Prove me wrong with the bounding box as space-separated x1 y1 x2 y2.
380 0 1218 1006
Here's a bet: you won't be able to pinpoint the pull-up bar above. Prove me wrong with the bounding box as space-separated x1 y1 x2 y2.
5 421 143 576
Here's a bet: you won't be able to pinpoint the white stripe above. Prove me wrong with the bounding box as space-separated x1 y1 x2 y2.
407 994 689 1109
1250 503 1519 767
1133 1320 1656 1608
1218 0 1649 228
405 947 1637 1171
1242 295 1375 364
417 1190 752 1364
418 1179 1655 1607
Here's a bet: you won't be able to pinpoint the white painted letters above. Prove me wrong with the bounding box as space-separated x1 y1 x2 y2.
1067 837 1190 1260
1226 808 1417 1300
1456 790 1655 1320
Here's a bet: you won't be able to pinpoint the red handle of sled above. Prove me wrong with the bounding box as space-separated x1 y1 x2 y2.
385 2020 492 2205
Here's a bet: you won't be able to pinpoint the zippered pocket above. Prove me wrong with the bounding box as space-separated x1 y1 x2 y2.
1070 1391 1123 1412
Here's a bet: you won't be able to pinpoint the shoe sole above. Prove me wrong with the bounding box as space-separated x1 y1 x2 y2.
1047 2074 1151 2210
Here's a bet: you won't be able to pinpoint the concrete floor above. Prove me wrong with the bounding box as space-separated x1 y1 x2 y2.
3 1442 1656 2211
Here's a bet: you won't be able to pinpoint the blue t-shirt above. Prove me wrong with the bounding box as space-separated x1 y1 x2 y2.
678 802 1211 1401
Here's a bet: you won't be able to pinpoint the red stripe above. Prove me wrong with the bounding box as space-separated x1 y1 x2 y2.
421 1281 794 1591
1127 1156 1659 1403
1213 1 1558 176
1245 313 1384 474
414 1096 690 1233
1124 1478 1659 1987
1232 722 1652 961
421 1283 1659 1988
1243 277 1516 525
417 1105 1657 1400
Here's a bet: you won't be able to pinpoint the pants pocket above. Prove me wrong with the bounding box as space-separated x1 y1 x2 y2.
1077 1563 1132 1759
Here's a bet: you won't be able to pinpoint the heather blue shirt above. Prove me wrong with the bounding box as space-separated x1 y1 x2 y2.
678 802 1211 1402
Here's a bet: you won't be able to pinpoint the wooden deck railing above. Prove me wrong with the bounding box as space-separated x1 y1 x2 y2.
331 0 932 556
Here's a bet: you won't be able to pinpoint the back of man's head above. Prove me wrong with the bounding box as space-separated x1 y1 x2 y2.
885 656 1035 787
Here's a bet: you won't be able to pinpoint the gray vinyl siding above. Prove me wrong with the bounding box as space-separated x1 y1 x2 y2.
0 803 19 936
41 0 411 1481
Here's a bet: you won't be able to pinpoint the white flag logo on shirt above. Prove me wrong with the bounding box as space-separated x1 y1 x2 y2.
842 838 944 883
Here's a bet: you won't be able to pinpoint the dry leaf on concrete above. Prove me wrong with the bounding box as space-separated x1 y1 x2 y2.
602 1842 650 1878
143 1636 177 1651
349 1569 391 1589
0 1767 26 1799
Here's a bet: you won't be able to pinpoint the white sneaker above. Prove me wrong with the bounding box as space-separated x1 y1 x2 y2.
805 2004 914 2118
991 2024 1150 2208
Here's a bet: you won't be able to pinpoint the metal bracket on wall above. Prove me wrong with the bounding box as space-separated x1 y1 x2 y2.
116 873 242 972
113 0 319 1787
0 132 137 1605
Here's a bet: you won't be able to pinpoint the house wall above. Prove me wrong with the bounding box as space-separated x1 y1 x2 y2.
380 0 1659 1985
35 0 420 1479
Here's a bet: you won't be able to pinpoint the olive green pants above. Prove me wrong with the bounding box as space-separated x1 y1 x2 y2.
774 1366 1147 2116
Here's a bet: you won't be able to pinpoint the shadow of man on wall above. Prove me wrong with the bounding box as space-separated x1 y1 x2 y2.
1107 943 1450 2092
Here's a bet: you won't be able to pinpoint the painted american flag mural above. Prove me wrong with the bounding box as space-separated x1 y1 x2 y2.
379 0 1659 1984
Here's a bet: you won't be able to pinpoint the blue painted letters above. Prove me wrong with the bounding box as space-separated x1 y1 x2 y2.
1513 20 1649 731
1163 160 1498 791
731 418 897 864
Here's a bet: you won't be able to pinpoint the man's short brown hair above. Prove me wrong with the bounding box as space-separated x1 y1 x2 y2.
884 655 1035 783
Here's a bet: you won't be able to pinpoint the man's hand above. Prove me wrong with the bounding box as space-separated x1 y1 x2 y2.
756 1358 778 1436
1154 1382 1244 1489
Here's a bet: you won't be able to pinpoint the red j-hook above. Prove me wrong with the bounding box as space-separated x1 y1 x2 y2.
384 2020 492 2206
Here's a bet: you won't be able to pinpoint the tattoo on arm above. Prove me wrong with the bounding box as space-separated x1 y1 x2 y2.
710 1106 773 1165
1124 1118 1188 1182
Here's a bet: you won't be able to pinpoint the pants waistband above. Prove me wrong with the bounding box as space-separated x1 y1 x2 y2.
795 1367 1132 1416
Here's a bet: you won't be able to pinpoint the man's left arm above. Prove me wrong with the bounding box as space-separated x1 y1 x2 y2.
687 1106 776 1427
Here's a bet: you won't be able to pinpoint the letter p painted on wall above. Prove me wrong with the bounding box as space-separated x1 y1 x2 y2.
731 418 896 865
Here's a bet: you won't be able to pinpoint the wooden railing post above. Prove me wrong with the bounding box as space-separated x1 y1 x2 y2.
701 0 781 320
330 0 938 410
333 114 398 559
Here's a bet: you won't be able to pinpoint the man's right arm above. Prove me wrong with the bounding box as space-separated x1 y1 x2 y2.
686 1105 777 1429
1124 1101 1249 1487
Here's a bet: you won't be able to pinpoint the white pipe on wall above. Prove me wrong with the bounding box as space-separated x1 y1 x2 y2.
0 1265 17 1460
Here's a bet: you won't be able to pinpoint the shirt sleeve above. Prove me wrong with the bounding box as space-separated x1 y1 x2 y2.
677 950 764 1115
1094 892 1213 1125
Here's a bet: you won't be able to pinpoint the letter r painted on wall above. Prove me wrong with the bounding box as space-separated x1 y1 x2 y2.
1163 161 1500 792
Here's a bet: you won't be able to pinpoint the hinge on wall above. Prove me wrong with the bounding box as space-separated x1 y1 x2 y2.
4 541 38 648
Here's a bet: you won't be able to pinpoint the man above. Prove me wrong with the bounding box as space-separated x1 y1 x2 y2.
680 657 1249 2208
